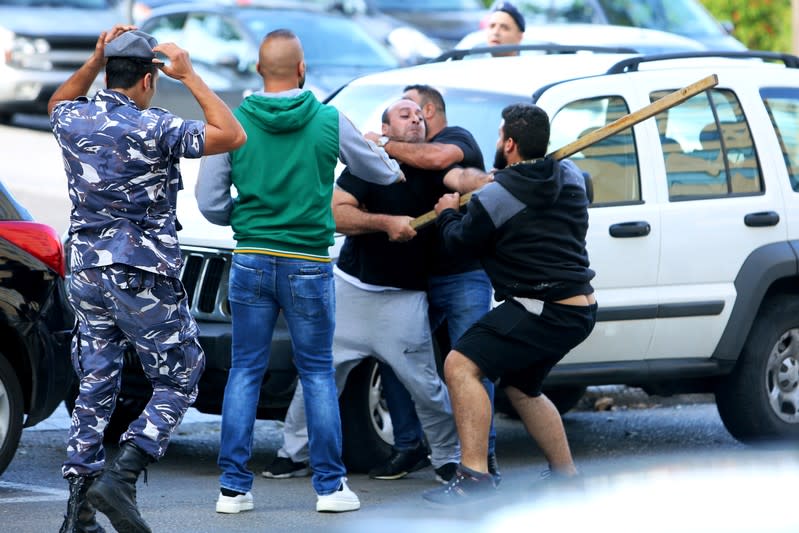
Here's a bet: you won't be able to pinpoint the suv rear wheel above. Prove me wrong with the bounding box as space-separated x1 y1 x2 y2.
339 358 392 473
716 295 799 442
0 352 24 475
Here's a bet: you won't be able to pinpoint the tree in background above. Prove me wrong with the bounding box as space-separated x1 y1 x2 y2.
701 0 791 52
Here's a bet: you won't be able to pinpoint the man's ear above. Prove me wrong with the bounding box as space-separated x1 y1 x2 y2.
143 72 153 91
423 102 436 120
255 61 262 77
298 60 306 80
381 123 390 136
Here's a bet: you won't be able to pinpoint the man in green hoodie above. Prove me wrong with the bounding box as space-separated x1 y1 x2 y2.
196 29 403 514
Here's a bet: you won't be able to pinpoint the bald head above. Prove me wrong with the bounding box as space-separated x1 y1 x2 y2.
257 29 306 91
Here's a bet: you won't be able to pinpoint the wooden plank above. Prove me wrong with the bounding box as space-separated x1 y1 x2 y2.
409 73 719 229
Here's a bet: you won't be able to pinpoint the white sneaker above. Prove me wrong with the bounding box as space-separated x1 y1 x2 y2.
216 491 254 514
316 478 360 513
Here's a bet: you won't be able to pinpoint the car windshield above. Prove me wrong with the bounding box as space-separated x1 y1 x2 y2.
597 0 724 38
239 10 398 68
0 0 112 6
374 0 483 11
510 0 725 38
329 83 526 164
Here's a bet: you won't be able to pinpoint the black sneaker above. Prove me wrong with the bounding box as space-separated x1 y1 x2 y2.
261 456 310 479
487 453 502 486
369 445 431 480
423 465 497 505
434 462 458 484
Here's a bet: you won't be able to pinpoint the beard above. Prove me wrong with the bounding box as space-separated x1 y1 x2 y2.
493 147 508 170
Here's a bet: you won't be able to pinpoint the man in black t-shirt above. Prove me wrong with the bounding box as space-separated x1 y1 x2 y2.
265 98 461 484
365 85 500 484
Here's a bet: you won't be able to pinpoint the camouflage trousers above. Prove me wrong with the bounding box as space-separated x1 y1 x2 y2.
62 264 205 478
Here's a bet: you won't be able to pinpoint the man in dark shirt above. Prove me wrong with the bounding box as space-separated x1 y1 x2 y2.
424 103 597 504
365 85 499 484
265 98 461 485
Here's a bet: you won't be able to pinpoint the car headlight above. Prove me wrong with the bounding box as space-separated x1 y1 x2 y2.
387 27 442 64
5 34 51 70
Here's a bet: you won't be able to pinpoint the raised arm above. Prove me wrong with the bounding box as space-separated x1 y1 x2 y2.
154 43 246 155
338 114 404 185
384 139 464 170
47 24 135 115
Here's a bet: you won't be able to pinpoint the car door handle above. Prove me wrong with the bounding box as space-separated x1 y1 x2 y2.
609 221 651 238
744 211 780 227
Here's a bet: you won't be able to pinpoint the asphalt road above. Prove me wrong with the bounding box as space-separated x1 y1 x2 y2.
4 390 794 533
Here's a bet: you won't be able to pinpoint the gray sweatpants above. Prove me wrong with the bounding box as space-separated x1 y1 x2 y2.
279 275 460 468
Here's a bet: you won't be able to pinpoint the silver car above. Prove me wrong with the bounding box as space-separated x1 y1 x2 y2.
0 0 126 123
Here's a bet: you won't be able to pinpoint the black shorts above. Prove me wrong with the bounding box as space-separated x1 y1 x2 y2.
454 299 597 397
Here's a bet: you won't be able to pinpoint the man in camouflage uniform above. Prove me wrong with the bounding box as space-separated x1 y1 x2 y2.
49 25 246 533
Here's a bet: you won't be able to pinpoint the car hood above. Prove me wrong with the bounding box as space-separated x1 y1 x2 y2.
0 5 122 36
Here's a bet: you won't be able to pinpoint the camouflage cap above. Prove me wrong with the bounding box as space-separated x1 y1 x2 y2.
104 30 159 61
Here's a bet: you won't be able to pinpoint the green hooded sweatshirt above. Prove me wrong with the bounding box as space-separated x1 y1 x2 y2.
229 90 339 260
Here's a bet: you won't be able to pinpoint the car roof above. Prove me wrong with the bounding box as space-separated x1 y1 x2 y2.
340 51 799 99
341 53 638 97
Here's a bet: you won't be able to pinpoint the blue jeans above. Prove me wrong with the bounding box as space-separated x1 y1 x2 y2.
218 253 345 495
380 269 497 455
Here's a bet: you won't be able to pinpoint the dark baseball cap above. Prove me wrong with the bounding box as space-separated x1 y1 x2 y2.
104 30 160 62
494 1 526 32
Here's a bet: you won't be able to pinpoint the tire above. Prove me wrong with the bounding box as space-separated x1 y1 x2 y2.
339 358 392 473
715 295 799 443
0 352 25 475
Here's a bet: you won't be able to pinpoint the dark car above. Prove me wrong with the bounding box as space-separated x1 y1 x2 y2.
363 0 488 49
130 0 443 65
138 1 401 119
0 180 73 475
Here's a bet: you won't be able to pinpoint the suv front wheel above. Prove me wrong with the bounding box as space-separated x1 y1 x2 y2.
339 358 393 473
716 295 799 442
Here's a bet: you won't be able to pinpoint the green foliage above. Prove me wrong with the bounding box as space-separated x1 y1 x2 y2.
700 0 792 52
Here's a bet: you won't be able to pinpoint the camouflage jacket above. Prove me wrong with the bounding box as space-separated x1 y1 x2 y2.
51 90 205 278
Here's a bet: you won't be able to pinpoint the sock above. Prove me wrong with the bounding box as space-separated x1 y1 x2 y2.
221 488 244 497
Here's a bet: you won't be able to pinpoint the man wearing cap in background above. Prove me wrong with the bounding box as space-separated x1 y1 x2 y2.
486 2 526 56
49 24 246 533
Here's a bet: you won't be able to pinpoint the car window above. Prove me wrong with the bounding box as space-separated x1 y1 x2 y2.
761 88 799 193
329 83 526 166
551 95 640 206
596 0 724 38
181 14 249 67
650 88 763 200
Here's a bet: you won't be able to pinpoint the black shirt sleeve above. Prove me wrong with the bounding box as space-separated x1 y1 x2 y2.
432 126 485 171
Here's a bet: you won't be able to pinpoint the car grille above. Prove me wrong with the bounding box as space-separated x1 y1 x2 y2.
180 246 231 322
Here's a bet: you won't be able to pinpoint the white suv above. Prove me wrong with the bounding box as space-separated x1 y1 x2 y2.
106 48 799 471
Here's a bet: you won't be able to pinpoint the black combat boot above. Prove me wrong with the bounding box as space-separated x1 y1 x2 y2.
86 442 153 533
59 475 106 533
